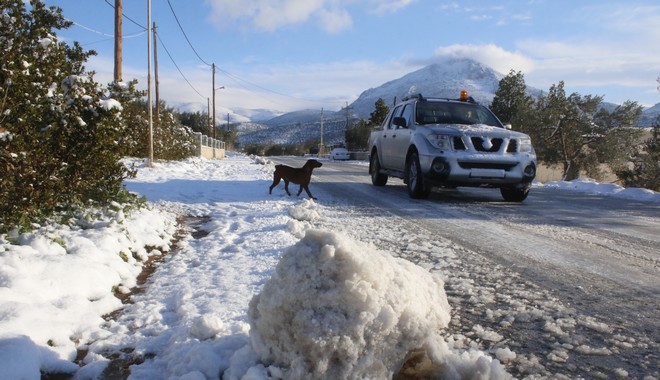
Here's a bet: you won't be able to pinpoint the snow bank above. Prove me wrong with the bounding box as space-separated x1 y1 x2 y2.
242 229 452 379
0 205 177 377
542 178 660 202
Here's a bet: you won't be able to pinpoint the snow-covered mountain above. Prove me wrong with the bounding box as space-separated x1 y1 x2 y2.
349 58 509 119
234 58 658 146
236 58 510 146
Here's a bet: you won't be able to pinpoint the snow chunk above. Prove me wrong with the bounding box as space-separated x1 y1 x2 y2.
38 37 53 48
288 199 319 221
99 98 122 111
247 229 451 379
426 338 510 379
190 315 224 340
0 129 11 142
495 347 517 363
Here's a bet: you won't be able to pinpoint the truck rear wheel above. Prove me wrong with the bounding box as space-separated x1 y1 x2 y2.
407 152 430 199
370 153 388 186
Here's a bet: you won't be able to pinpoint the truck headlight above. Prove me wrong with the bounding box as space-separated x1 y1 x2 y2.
519 137 533 153
428 134 452 150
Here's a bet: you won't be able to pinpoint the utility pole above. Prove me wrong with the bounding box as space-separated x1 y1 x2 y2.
319 108 324 155
207 97 211 133
343 101 353 130
153 22 160 127
146 0 153 167
114 0 122 82
212 64 216 140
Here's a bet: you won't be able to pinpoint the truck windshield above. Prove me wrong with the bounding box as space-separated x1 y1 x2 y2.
416 102 503 127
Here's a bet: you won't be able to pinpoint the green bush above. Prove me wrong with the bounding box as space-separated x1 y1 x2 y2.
0 1 133 232
616 120 660 191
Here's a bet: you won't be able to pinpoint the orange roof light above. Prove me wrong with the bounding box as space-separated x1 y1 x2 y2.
459 90 469 102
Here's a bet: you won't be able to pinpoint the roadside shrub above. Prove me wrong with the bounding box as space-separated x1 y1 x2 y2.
616 119 660 191
0 1 133 232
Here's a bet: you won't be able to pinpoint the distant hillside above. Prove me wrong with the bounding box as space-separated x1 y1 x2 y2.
236 58 512 146
639 103 660 127
234 58 658 146
237 109 350 147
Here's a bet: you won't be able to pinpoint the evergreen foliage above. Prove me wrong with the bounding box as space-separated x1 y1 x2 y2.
369 98 390 127
345 98 389 151
345 119 371 151
492 73 645 183
215 127 238 150
178 110 211 136
616 116 660 191
109 82 197 160
0 1 135 232
490 70 534 127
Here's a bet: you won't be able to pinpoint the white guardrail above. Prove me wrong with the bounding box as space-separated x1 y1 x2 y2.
193 132 226 159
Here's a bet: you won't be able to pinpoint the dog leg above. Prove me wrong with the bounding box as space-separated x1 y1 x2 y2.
269 175 281 194
283 180 292 196
302 185 316 199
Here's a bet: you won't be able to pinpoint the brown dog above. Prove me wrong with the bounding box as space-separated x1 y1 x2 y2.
269 159 323 199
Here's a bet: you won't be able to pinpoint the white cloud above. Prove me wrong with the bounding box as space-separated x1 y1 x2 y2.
253 0 325 31
205 0 414 32
517 38 660 90
432 44 535 74
370 0 416 15
205 0 324 31
317 8 353 34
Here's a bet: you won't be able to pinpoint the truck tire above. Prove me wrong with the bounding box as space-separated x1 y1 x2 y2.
406 152 430 199
370 153 388 186
500 186 529 202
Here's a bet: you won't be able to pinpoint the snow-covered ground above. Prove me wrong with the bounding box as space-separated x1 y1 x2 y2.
1 154 658 379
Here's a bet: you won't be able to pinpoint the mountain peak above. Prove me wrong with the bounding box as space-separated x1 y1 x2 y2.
350 58 503 118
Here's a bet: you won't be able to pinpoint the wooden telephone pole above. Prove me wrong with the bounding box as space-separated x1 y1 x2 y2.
114 0 122 82
146 0 153 166
153 22 160 126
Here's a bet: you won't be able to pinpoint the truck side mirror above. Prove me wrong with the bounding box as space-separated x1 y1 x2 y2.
393 116 407 128
504 123 512 130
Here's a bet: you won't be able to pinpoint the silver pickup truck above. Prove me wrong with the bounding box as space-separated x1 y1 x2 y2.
368 92 536 201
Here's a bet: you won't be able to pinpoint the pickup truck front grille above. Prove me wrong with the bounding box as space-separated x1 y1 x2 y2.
453 136 466 150
452 137 522 153
506 139 518 152
471 137 503 152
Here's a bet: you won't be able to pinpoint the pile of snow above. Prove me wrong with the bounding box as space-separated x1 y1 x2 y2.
541 178 660 202
239 229 451 379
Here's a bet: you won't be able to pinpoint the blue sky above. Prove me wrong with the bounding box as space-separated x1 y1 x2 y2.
41 0 660 117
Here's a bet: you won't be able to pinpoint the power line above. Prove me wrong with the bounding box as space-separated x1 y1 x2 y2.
103 0 147 30
218 68 344 107
69 19 146 38
166 0 212 67
156 34 207 100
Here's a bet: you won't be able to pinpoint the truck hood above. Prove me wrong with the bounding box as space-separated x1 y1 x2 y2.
426 124 530 139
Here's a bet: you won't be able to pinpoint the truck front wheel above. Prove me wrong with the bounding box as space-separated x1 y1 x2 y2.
500 186 530 202
406 152 431 199
370 153 388 186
